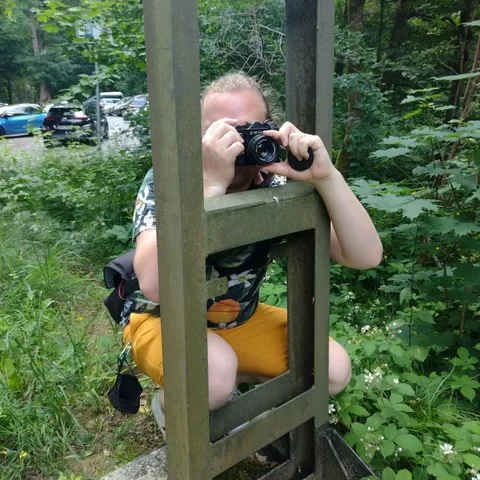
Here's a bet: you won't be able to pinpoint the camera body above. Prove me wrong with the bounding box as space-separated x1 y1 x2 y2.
235 121 280 167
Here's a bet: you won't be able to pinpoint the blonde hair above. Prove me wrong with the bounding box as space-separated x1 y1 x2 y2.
201 72 282 123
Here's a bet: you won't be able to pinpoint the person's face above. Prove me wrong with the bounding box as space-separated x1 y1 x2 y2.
201 88 268 193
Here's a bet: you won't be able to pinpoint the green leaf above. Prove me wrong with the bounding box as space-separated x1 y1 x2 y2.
42 23 60 33
465 421 480 434
421 216 457 234
351 422 368 437
399 287 411 305
464 20 480 27
457 347 470 361
372 147 410 159
401 95 421 104
454 264 480 287
364 341 376 356
460 386 476 402
382 467 396 480
414 311 435 324
435 72 480 81
452 174 477 191
454 222 480 236
403 109 423 119
384 424 398 441
412 346 429 362
402 199 438 219
379 439 395 457
393 403 414 412
395 433 423 453
395 470 412 480
463 453 480 469
394 383 416 397
347 405 370 417
411 467 429 480
390 393 403 405
390 345 404 357
427 463 459 480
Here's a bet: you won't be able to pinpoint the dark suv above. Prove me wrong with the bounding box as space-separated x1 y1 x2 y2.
42 103 109 147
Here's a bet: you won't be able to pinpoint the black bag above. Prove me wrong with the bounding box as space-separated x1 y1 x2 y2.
108 343 143 414
103 249 139 325
104 251 144 413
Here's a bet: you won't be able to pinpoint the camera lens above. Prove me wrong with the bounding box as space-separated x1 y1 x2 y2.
248 135 278 165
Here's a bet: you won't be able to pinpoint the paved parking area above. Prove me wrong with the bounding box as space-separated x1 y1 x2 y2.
3 116 138 153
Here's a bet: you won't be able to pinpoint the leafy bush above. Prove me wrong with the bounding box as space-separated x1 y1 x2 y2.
0 142 150 261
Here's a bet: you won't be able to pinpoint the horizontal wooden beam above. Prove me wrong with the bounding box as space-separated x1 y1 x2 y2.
205 182 328 254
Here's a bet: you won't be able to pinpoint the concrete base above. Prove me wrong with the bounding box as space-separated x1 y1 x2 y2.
102 446 168 480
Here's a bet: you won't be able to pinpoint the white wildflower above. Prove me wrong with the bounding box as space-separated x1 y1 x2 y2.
328 404 336 414
361 325 370 334
393 378 399 385
439 443 454 455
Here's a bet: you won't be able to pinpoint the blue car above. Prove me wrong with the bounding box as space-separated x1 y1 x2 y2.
0 104 46 137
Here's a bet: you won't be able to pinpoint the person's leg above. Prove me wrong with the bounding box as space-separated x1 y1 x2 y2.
216 303 352 395
328 339 352 395
123 314 238 410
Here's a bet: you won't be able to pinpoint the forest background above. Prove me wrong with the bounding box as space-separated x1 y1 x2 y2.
0 0 479 479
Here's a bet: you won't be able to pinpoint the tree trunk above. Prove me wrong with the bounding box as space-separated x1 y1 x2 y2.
7 77 13 105
335 0 365 177
382 0 409 90
29 8 51 105
446 0 478 121
377 0 385 62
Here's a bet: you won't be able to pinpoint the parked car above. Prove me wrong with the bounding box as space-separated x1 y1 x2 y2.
122 95 148 119
110 96 133 116
42 102 109 146
103 99 122 115
0 104 46 137
83 91 123 112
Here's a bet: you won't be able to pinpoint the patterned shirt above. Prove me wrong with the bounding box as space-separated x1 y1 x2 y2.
120 168 282 329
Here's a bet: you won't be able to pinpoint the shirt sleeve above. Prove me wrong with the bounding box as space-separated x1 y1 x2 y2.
132 168 156 242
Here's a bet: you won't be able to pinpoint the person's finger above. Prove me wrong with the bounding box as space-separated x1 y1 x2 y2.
210 122 239 141
206 118 238 138
298 136 312 160
288 132 304 160
278 122 299 146
264 122 298 147
226 141 245 158
263 129 284 145
218 129 243 148
261 162 289 177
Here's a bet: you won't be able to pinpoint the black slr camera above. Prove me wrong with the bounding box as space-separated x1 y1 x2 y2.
234 120 314 171
235 121 280 167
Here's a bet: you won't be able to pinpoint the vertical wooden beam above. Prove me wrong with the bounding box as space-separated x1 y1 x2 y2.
316 0 335 156
143 1 210 478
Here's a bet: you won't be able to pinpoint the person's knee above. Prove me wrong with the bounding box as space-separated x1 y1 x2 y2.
207 333 238 410
328 340 352 395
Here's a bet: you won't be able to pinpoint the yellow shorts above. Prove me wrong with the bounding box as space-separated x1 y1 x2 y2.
123 302 331 387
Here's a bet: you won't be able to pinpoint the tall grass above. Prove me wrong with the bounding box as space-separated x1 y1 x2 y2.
0 142 143 478
0 206 120 479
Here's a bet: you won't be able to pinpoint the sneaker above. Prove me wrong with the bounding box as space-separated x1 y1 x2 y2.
227 386 250 435
151 390 166 440
228 386 241 402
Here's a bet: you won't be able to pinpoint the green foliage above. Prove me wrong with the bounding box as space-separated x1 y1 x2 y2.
0 205 119 479
0 142 150 261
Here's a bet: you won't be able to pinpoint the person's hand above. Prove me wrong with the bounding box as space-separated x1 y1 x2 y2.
202 118 244 197
263 122 336 183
